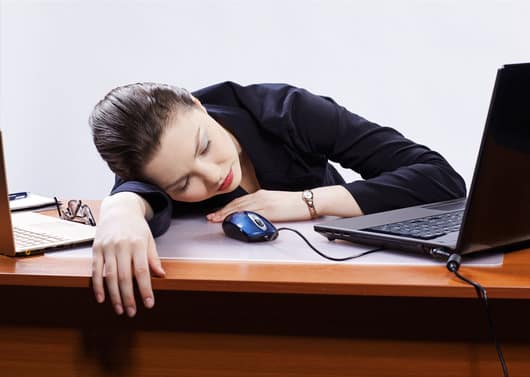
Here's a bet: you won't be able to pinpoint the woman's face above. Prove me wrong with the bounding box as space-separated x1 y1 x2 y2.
143 104 243 202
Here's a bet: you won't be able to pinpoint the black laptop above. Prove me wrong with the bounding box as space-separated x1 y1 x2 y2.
315 63 530 257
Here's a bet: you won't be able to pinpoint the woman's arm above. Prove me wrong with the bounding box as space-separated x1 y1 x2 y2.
207 82 466 221
312 185 364 217
110 177 173 236
240 83 467 214
92 186 167 317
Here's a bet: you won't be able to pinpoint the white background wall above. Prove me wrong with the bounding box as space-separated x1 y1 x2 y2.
1 0 528 199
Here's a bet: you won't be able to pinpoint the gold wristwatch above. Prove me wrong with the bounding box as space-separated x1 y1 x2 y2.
302 190 318 219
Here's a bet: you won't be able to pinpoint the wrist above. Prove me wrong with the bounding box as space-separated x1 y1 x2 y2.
102 192 153 220
311 186 363 218
302 189 319 219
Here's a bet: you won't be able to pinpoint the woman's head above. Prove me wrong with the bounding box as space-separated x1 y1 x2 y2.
89 82 243 202
89 82 195 181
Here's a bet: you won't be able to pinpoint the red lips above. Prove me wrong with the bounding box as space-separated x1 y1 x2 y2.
218 168 234 191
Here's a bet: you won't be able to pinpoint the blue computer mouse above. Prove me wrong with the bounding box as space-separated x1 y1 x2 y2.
222 211 279 242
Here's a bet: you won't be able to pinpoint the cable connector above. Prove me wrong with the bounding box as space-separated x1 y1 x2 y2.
429 247 451 259
446 253 462 272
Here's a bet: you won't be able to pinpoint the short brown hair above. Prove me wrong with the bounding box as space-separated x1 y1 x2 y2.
89 82 195 180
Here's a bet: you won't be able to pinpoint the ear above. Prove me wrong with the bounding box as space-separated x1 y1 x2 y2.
191 96 207 112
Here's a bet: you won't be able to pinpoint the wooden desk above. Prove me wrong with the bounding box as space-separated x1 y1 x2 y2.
1 201 529 376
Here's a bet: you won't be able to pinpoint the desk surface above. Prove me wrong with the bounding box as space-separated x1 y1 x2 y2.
1 200 530 299
2 201 530 377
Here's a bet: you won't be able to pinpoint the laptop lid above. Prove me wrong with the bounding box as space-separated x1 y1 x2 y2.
314 63 530 256
0 130 96 256
0 132 17 255
456 63 530 254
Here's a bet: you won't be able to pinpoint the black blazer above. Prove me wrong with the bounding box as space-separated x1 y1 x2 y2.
111 82 466 236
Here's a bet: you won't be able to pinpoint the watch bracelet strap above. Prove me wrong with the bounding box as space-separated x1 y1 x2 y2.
303 190 318 219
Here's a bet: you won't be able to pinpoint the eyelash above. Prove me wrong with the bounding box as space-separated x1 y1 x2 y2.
201 140 211 155
177 177 189 192
176 140 211 192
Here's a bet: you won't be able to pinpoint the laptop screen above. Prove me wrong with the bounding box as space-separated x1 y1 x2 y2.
458 63 530 254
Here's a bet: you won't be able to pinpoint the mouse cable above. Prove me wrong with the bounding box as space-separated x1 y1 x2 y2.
276 227 385 262
445 253 509 377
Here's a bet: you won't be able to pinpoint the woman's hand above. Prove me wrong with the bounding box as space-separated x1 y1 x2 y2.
92 192 165 317
206 189 311 222
206 186 364 223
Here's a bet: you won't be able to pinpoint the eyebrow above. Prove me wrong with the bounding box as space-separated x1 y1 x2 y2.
164 126 202 191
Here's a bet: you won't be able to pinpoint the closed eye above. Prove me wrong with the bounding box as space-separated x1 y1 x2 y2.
176 177 190 192
200 140 211 155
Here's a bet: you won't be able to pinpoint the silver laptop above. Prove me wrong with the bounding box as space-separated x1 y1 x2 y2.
315 63 530 257
0 130 96 256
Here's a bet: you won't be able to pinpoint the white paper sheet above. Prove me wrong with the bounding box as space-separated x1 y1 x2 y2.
47 215 503 267
9 192 56 211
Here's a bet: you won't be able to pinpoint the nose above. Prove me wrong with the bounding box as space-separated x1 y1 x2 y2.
195 160 221 188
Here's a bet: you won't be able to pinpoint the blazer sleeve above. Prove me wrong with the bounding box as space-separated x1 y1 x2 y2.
236 83 467 214
111 176 172 237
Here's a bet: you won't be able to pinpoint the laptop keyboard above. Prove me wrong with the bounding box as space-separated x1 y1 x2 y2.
14 227 68 249
362 210 464 240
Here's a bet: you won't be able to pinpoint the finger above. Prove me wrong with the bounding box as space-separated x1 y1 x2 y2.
116 245 136 317
147 235 165 277
103 249 124 315
132 239 155 309
91 243 105 303
207 196 252 221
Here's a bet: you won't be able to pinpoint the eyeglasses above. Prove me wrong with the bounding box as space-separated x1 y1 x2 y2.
54 197 96 226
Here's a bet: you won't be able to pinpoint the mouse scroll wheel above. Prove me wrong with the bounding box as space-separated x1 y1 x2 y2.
248 213 267 231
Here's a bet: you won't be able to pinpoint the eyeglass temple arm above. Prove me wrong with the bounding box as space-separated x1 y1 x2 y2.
54 197 62 217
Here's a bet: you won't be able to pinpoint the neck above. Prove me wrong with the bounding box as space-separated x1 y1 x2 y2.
238 149 260 194
223 127 260 193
